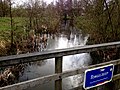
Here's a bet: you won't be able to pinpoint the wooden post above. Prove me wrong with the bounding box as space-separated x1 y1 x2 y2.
55 56 63 90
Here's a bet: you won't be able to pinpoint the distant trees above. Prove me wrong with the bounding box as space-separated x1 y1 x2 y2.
74 0 120 44
15 0 120 43
22 0 60 34
0 0 120 55
0 0 9 17
92 0 120 43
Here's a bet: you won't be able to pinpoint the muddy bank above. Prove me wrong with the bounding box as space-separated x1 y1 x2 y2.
0 64 27 87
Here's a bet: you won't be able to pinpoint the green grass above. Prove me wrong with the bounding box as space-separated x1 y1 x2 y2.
0 17 28 41
0 17 27 31
0 17 10 31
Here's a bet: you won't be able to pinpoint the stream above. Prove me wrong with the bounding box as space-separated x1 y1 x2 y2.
20 33 92 90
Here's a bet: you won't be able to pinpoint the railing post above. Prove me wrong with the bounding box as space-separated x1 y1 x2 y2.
55 56 63 90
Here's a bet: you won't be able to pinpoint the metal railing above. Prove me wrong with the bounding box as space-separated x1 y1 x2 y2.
0 41 120 90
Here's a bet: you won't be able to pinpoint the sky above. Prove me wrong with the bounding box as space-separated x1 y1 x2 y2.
44 0 55 4
14 0 56 5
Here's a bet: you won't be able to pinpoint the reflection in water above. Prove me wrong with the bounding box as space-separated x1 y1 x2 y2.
21 34 92 90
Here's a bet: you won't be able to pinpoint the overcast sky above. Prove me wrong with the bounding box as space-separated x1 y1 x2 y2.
14 0 56 5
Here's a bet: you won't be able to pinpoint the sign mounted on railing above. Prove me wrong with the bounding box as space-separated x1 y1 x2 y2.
83 64 114 89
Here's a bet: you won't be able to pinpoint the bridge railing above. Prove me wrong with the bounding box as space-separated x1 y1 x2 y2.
0 41 120 90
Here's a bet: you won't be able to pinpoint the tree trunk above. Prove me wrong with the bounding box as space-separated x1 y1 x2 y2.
9 0 13 47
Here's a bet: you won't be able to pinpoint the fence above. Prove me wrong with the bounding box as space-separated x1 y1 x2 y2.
0 41 120 90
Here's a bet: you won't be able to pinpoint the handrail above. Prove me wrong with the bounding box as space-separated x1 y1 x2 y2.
0 41 120 67
1 59 120 90
1 41 120 90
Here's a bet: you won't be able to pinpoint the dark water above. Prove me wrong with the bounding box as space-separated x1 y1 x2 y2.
20 34 92 90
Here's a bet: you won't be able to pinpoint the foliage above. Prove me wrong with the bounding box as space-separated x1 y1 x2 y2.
74 0 120 44
0 0 9 17
0 0 120 55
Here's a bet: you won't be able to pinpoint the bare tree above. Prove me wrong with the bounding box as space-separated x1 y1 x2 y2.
0 0 9 17
8 0 13 47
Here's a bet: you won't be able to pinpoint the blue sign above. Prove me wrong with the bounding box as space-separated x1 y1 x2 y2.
83 64 114 89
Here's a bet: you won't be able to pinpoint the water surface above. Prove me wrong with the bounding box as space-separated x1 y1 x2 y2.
21 34 92 90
